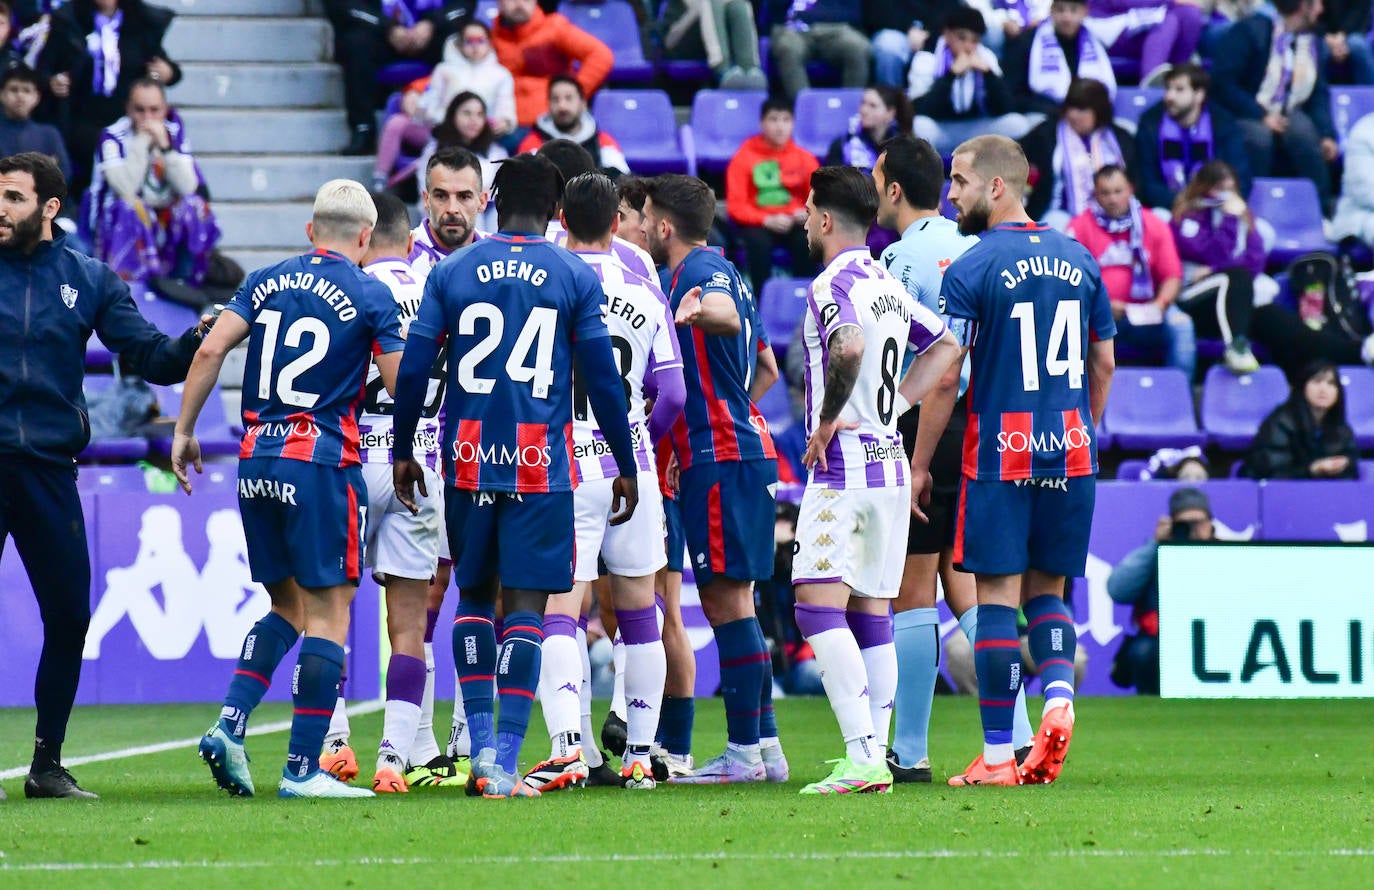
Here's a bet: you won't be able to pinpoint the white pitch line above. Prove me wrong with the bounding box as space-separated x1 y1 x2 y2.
0 699 385 781
3 849 1374 872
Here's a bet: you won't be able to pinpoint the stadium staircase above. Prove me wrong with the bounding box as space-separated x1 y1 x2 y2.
163 0 366 273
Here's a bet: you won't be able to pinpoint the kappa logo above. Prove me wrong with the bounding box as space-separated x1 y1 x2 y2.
814 533 835 547
557 682 579 694
816 509 838 522
60 284 78 309
819 489 839 500
628 698 653 710
813 558 833 572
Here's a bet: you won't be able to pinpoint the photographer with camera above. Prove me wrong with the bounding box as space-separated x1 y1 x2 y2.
1106 488 1214 695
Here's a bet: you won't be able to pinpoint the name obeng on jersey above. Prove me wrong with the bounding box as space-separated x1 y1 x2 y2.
250 271 358 320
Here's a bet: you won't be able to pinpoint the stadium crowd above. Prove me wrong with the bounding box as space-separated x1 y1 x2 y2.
3 0 1374 800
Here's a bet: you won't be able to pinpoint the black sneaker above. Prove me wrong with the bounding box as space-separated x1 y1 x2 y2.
341 125 376 156
584 754 624 787
885 749 932 784
600 712 627 758
1015 744 1033 767
649 752 669 782
25 765 98 799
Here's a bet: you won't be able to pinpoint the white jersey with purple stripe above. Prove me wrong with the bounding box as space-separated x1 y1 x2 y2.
408 220 485 277
803 248 947 489
571 251 683 483
548 220 658 282
357 257 444 470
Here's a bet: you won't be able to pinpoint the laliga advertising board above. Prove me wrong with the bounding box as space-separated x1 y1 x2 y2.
1158 544 1374 698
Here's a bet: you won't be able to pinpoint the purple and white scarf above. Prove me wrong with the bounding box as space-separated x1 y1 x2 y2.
932 37 1002 116
994 0 1033 29
1090 195 1154 302
1257 24 1318 114
839 116 892 169
1054 121 1123 216
1158 109 1214 193
85 9 121 97
1027 19 1116 103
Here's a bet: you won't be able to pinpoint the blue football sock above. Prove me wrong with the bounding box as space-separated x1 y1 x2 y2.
1025 594 1077 710
284 637 344 779
891 607 940 767
754 618 779 739
715 617 766 747
961 606 1032 747
658 695 694 756
453 599 498 755
495 610 544 774
221 611 298 740
973 604 1021 757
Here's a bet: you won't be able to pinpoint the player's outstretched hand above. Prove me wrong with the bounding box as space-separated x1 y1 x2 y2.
393 459 428 515
802 418 858 472
665 451 681 493
171 432 202 495
609 474 639 526
909 463 933 522
674 286 704 327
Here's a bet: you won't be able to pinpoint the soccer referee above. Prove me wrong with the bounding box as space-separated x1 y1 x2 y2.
0 152 208 799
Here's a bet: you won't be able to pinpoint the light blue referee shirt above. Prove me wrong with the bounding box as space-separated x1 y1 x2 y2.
880 215 979 393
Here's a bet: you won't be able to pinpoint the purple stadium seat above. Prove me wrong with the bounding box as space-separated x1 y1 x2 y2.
1115 458 1149 480
79 375 150 462
1248 178 1333 268
76 464 150 492
758 277 811 354
561 0 655 84
1113 87 1162 133
475 0 498 26
135 292 201 333
149 383 241 458
1330 86 1374 150
592 90 690 174
1103 367 1207 450
690 90 766 174
1360 459 1374 481
792 88 862 160
661 58 714 85
1339 365 1374 448
378 60 432 89
1199 364 1289 450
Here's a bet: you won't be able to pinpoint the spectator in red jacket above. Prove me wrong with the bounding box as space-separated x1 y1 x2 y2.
492 0 613 130
724 95 819 291
515 75 629 175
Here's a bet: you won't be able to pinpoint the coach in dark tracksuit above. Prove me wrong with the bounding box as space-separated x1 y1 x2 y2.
0 152 205 799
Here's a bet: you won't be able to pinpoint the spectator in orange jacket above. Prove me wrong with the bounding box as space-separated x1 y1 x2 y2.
492 0 614 130
725 95 820 292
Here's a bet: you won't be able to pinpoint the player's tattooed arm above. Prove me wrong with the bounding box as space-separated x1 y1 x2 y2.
818 326 864 424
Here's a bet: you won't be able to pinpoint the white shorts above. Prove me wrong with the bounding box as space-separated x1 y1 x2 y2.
573 471 667 582
792 483 912 599
361 462 444 583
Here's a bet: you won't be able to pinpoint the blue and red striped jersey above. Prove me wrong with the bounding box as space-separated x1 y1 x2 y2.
666 247 777 469
409 232 610 493
940 222 1116 481
226 249 405 467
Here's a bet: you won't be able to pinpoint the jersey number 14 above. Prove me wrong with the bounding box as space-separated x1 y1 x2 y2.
1009 300 1084 392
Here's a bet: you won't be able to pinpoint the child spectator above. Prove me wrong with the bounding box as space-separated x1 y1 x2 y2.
424 18 516 141
0 65 69 179
724 95 819 291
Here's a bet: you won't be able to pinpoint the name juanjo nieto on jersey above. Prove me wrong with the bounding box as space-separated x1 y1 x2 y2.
249 270 360 320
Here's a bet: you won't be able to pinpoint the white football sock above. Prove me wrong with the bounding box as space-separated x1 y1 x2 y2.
805 627 880 766
538 631 583 758
447 669 469 758
408 641 442 766
623 637 666 755
325 695 350 745
378 699 421 772
576 625 603 768
858 640 897 751
610 630 627 719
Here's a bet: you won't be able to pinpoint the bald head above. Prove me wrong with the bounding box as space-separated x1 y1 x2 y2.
951 135 1029 198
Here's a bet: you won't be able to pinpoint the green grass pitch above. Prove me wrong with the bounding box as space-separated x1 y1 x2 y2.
0 697 1370 888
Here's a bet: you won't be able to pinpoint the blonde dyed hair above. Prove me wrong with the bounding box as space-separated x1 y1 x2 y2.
311 178 377 241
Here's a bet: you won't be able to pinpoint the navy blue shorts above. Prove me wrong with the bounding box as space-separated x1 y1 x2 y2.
445 488 574 592
953 475 1095 578
663 495 684 573
678 459 777 586
238 457 365 588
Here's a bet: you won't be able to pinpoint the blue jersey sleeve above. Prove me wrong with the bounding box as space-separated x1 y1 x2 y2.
362 278 405 354
571 263 610 343
408 267 449 344
224 273 255 323
1087 270 1117 342
939 256 981 347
